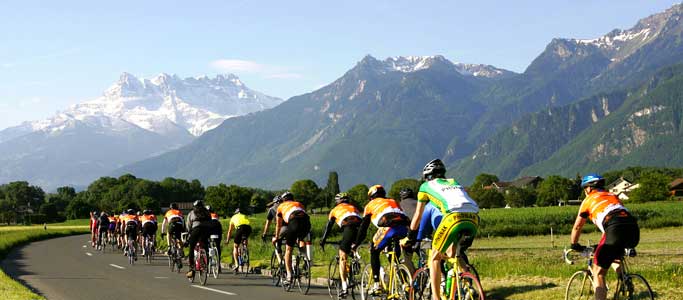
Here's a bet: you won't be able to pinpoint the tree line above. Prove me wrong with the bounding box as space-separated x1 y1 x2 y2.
1 166 679 224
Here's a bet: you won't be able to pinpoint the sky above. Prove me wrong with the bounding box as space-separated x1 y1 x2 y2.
0 0 680 130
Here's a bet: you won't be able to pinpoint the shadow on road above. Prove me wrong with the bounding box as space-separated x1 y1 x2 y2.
485 282 557 300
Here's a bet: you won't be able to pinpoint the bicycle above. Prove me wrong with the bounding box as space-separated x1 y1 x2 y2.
281 240 312 295
188 239 209 286
167 234 183 273
108 231 117 252
143 234 155 264
410 236 484 300
267 235 285 286
326 241 364 300
126 238 137 265
360 237 412 300
208 234 221 279
235 234 250 277
564 246 654 300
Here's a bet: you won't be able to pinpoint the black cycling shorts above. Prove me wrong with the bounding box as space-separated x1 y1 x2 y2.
595 212 639 269
142 222 157 238
340 224 360 254
126 226 138 241
283 215 311 247
209 220 223 236
169 220 184 240
234 225 252 244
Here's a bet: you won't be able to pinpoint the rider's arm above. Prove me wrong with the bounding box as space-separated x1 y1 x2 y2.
354 215 371 246
570 215 587 244
320 218 335 244
226 222 234 242
409 201 426 232
161 217 168 234
262 219 271 237
274 214 282 240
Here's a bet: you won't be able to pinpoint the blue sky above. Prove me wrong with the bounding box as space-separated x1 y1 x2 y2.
0 0 679 129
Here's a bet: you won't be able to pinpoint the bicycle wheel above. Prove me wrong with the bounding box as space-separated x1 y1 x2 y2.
614 274 654 300
394 264 412 300
328 257 341 299
270 251 281 286
241 244 250 277
360 264 380 300
200 250 209 286
168 248 175 272
460 271 485 300
299 257 311 295
410 267 431 300
349 258 363 300
565 270 593 300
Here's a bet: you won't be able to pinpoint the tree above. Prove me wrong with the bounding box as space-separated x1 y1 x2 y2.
39 202 59 222
346 184 370 208
471 188 505 209
138 196 160 213
504 187 537 208
629 172 672 203
471 174 500 190
65 194 94 219
323 172 341 208
250 193 268 213
291 179 321 209
388 178 421 200
536 175 574 206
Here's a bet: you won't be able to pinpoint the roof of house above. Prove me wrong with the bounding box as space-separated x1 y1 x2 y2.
510 176 542 188
671 178 683 190
606 177 632 190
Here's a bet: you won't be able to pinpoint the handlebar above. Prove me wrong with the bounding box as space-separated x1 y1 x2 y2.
563 247 594 265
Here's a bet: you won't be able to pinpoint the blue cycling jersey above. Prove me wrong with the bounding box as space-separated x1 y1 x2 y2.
417 202 443 240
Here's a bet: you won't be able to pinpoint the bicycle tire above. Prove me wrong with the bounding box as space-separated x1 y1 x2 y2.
410 267 431 300
565 270 593 300
168 249 175 272
300 257 311 295
395 264 412 300
614 273 654 300
199 250 209 286
459 271 485 300
349 257 363 300
241 243 250 277
328 256 341 299
270 251 281 286
360 264 380 300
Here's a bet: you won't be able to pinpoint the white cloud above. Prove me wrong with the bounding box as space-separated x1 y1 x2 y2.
209 59 303 80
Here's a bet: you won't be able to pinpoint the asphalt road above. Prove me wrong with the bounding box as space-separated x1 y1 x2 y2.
2 234 331 300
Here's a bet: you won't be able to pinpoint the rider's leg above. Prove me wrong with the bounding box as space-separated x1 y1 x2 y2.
592 264 608 300
429 250 444 300
285 244 294 280
232 242 240 269
339 249 349 289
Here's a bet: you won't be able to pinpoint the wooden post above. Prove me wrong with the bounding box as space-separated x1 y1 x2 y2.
551 227 555 248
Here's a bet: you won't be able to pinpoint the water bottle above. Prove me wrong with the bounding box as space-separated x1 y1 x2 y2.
292 254 298 271
445 269 454 297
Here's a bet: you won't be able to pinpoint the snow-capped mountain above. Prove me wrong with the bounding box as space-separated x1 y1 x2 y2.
0 73 282 189
381 55 514 78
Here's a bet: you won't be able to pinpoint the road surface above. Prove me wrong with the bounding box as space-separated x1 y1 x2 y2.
2 234 331 300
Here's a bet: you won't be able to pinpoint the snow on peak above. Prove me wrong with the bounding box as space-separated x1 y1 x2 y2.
383 55 450 72
454 63 514 78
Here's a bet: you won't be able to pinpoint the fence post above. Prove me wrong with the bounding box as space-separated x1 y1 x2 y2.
551 227 555 248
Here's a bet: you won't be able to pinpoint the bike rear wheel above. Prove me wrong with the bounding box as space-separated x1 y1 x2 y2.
459 271 485 300
614 274 654 300
410 267 431 300
270 251 281 286
349 258 363 300
299 257 311 295
328 257 341 299
360 264 381 300
199 250 209 286
565 270 593 300
394 264 412 300
240 243 250 277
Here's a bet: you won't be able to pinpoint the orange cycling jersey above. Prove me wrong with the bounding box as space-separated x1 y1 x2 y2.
108 216 117 223
362 198 404 227
140 214 156 225
578 190 627 233
210 212 219 220
329 203 361 227
277 201 306 223
165 209 183 221
122 214 139 225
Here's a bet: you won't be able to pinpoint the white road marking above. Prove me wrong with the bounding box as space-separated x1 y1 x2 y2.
192 285 236 296
82 245 87 248
86 252 92 256
109 264 126 270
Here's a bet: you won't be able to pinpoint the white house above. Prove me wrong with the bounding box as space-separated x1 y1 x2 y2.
606 177 640 200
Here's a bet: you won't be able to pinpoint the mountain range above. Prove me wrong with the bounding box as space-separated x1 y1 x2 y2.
0 73 282 189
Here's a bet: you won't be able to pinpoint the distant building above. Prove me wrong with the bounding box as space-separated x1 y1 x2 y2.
670 178 683 198
487 176 543 193
606 177 640 200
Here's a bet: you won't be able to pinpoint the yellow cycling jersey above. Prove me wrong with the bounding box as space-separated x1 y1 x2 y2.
230 213 250 227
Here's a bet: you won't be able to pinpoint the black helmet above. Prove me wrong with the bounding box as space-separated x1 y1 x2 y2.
205 205 213 212
399 188 414 200
100 211 108 217
281 191 294 201
367 185 386 199
143 209 152 215
126 209 135 215
273 195 282 203
170 203 178 210
335 192 350 204
193 200 204 208
423 159 446 180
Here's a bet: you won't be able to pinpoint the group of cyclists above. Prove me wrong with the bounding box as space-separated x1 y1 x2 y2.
89 208 159 257
86 158 641 300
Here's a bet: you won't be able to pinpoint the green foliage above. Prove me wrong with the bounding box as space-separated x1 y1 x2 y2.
346 184 369 208
471 188 505 209
204 184 252 217
290 179 321 209
536 175 575 206
471 173 499 189
629 172 673 202
388 178 421 200
504 186 537 207
322 172 341 208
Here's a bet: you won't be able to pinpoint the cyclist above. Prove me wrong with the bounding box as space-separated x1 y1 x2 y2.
320 192 362 298
398 188 418 274
570 173 640 300
206 205 223 272
405 159 479 300
352 185 409 296
89 211 98 247
140 209 158 256
161 203 185 256
262 195 286 258
97 212 110 250
185 200 212 278
107 214 118 246
273 191 311 286
227 208 252 273
122 209 140 259
117 210 128 249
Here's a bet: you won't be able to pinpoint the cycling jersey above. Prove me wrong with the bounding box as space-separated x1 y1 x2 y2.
417 178 479 214
329 203 361 227
578 190 628 233
165 209 183 222
230 213 250 227
417 202 443 241
140 214 157 226
210 212 219 221
122 214 139 225
362 197 405 227
277 201 306 223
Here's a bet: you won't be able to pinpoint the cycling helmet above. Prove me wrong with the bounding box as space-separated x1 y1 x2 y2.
335 192 350 204
126 209 135 215
234 208 240 214
423 159 446 180
136 211 142 216
193 200 204 208
143 209 152 215
273 195 282 203
100 212 108 217
581 173 605 188
368 185 386 199
399 188 415 200
205 205 212 212
170 203 178 210
281 191 294 201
